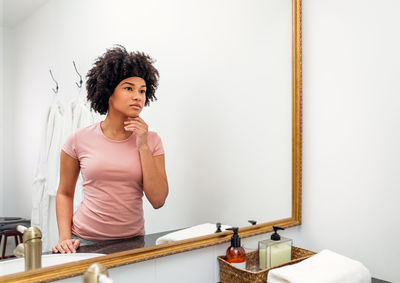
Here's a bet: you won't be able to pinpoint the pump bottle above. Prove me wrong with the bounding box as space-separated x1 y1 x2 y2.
258 225 292 269
226 227 246 269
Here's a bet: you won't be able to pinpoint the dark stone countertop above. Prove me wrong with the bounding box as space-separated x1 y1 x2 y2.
43 229 179 255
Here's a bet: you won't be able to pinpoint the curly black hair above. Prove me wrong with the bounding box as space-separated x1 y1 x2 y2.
86 45 159 115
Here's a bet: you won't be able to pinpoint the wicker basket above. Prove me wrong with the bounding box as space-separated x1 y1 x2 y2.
218 246 316 283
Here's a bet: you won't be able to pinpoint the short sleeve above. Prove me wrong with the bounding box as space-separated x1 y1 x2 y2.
62 131 78 159
150 132 165 156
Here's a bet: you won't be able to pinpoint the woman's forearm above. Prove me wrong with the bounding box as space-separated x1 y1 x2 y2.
139 145 168 209
56 191 74 240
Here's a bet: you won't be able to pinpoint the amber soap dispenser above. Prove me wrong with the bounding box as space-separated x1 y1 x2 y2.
226 227 246 269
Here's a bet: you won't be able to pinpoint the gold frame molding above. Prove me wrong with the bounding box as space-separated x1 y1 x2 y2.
1 0 302 281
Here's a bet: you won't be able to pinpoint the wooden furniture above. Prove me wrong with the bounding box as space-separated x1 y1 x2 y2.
0 230 23 259
0 217 30 259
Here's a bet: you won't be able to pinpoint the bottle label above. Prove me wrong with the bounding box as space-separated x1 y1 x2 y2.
231 261 246 269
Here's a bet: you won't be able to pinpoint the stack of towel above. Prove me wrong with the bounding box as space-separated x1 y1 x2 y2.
267 249 371 283
155 223 231 245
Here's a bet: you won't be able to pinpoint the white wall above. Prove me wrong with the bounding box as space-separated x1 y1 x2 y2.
3 0 56 218
284 0 400 282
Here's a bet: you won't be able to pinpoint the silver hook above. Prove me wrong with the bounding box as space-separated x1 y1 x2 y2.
73 61 83 88
49 69 59 94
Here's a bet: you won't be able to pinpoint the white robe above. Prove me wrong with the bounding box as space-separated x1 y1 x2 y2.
32 88 100 251
31 94 65 251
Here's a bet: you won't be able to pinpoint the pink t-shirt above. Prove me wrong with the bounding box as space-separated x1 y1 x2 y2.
62 122 164 241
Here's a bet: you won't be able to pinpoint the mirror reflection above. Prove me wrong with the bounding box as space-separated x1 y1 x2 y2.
1 0 292 273
52 53 169 254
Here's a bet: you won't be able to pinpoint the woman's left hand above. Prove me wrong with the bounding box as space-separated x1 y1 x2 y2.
124 116 148 149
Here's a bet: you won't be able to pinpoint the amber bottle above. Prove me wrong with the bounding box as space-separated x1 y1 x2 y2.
226 227 246 269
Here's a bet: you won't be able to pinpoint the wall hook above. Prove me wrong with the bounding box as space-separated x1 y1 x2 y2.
73 61 83 88
49 69 59 94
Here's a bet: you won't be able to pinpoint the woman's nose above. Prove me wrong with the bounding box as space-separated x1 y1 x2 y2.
131 90 141 100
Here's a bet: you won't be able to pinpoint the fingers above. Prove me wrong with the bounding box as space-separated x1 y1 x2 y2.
124 124 138 132
125 116 146 125
52 239 78 254
73 239 80 250
124 121 147 133
124 120 144 127
123 121 140 127
124 126 145 132
52 245 59 253
67 240 76 253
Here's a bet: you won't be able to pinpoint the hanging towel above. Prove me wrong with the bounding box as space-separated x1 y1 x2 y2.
155 223 231 245
267 249 371 283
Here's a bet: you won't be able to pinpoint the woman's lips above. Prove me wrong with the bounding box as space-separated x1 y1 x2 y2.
129 104 141 109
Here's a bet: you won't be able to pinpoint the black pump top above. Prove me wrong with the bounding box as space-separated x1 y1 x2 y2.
271 225 285 241
215 223 222 233
226 227 241 248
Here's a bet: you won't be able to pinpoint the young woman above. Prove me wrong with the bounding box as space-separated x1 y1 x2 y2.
52 46 168 253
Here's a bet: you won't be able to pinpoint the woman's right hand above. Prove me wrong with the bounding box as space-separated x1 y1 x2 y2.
52 238 80 253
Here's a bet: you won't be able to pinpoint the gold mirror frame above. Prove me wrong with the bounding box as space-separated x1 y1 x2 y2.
1 0 302 281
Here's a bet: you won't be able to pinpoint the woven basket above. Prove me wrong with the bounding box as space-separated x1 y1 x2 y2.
218 246 316 283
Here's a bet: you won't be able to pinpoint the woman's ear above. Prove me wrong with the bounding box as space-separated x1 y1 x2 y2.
108 95 113 108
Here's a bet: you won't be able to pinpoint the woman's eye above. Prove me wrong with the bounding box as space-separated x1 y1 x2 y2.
125 87 132 91
140 90 146 94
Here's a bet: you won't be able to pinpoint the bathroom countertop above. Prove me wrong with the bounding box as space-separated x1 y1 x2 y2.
44 229 179 255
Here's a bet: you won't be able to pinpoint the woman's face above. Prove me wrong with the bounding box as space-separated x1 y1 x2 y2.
109 76 146 117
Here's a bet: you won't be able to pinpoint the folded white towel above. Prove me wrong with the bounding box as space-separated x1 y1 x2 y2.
267 249 371 283
155 223 231 245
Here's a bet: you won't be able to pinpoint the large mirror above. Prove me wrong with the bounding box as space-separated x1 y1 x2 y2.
0 0 302 281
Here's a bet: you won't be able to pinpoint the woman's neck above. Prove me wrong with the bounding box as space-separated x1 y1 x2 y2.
101 113 132 140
